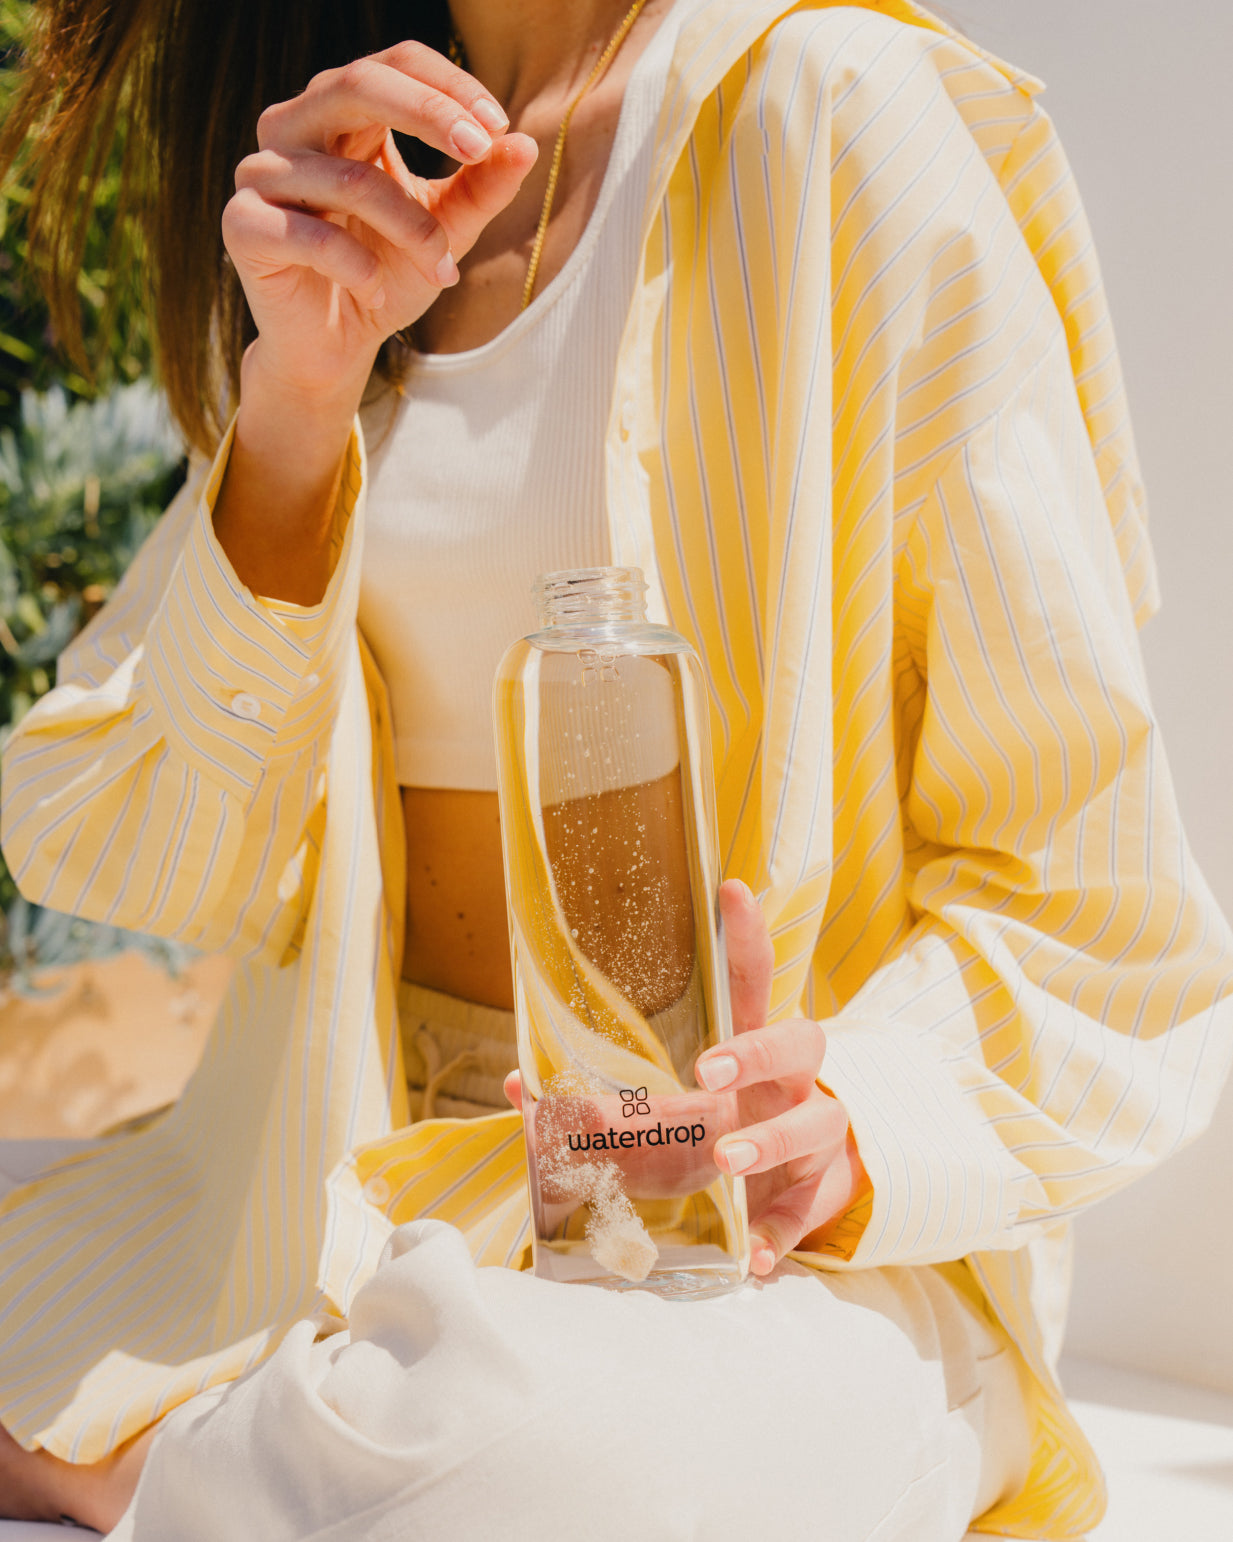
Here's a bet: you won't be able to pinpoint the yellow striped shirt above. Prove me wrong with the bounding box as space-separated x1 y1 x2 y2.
2 3 1231 1535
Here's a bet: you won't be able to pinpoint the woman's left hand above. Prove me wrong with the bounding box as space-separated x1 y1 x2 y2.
696 880 870 1277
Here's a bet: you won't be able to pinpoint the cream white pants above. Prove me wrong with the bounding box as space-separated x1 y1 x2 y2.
0 974 1035 1542
102 1218 1031 1542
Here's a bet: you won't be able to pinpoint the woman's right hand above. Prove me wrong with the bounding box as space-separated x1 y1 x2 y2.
222 41 538 400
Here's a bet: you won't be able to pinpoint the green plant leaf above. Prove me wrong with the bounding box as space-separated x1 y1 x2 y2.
0 330 36 363
0 379 186 977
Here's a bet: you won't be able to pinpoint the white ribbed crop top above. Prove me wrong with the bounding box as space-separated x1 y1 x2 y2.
357 5 690 791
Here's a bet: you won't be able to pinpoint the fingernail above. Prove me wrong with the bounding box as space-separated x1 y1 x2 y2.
697 1054 738 1092
434 251 459 287
473 99 509 134
719 1140 757 1174
751 1246 776 1275
368 287 386 311
451 118 491 160
734 879 755 905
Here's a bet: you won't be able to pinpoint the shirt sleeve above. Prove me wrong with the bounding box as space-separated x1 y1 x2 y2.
0 412 368 955
810 338 1233 1270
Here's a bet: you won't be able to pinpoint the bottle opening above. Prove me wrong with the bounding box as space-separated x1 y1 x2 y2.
533 567 648 628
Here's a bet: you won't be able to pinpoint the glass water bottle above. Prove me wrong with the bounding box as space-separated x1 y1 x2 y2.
493 567 749 1300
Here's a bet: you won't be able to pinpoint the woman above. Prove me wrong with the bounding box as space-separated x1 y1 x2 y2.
1 0 1230 1535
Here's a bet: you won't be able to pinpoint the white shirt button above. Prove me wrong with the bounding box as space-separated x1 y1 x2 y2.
619 397 636 438
230 691 263 721
302 672 321 693
363 1175 391 1207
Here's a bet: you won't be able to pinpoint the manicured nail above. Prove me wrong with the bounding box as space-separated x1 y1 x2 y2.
473 99 509 134
720 1140 757 1174
434 251 459 287
451 118 491 160
697 1054 738 1092
751 1246 776 1275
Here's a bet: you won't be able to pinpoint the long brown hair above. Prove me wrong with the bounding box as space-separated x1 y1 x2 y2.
0 1 450 454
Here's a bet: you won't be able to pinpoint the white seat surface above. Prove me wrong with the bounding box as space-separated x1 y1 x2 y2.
4 1356 1232 1541
1061 1355 1233 1541
965 1354 1233 1541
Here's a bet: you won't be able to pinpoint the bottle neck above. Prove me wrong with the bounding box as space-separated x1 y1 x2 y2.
533 567 648 628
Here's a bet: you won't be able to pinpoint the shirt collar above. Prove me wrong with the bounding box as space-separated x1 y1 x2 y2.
646 0 1043 215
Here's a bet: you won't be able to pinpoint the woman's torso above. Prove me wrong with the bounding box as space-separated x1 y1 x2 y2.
358 1 689 1009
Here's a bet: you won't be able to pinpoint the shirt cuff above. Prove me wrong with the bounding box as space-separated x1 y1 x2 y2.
811 1019 1026 1269
140 412 365 800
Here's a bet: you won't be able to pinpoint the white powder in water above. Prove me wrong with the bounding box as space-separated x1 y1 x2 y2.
538 1078 659 1283
565 1156 659 1282
589 1203 659 1281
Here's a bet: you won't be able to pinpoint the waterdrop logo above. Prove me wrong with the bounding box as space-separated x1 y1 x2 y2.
564 1088 707 1154
619 1086 651 1117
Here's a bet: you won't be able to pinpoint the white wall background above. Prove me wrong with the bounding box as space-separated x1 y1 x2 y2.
953 1 1233 1392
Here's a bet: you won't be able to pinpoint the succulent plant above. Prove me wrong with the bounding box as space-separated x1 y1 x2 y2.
0 381 188 986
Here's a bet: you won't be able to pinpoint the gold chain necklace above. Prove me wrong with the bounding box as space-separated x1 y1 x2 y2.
449 0 650 310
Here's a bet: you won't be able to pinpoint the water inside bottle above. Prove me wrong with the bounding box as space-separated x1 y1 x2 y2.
495 624 749 1300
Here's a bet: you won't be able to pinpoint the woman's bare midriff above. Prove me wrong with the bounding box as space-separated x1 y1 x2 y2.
398 8 679 1013
401 787 515 1009
401 768 697 1015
